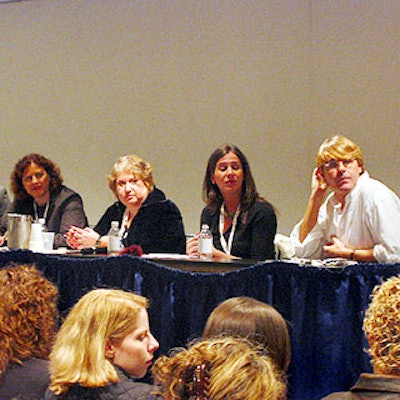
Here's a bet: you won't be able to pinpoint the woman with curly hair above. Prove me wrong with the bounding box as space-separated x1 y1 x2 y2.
1 153 88 248
322 276 400 398
152 336 286 400
0 263 59 399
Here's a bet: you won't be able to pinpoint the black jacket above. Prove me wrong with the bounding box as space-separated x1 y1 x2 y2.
95 187 186 254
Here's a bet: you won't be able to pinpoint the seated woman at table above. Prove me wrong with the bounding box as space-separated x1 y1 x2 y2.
203 296 291 374
0 263 59 400
67 154 186 254
187 144 277 260
0 153 88 248
152 336 286 400
44 289 161 400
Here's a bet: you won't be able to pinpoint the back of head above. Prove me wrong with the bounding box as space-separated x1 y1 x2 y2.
48 288 148 395
363 276 400 376
0 263 59 380
315 135 364 171
203 297 291 372
153 336 286 400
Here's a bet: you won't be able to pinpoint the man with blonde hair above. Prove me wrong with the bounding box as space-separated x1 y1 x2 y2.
323 275 400 398
291 135 400 263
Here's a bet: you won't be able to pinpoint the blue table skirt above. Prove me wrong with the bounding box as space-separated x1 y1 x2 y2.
1 250 399 400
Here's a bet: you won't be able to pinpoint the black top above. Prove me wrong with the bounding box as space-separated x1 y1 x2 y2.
322 373 400 399
201 199 277 260
43 367 161 400
0 357 50 400
95 187 186 254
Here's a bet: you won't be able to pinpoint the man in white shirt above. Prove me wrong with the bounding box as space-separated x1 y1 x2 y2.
290 135 400 263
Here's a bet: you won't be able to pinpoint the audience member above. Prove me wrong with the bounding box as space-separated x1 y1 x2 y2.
67 154 186 254
290 135 400 263
187 144 277 260
203 296 291 373
0 263 59 400
1 153 88 248
44 288 160 399
152 336 286 400
322 275 400 398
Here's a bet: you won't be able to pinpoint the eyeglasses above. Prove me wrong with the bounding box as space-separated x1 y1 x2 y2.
323 159 355 171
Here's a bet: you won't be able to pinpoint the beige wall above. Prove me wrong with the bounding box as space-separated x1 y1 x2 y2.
1 0 399 235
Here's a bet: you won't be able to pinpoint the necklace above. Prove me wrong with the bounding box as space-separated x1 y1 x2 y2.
224 204 238 220
219 204 240 255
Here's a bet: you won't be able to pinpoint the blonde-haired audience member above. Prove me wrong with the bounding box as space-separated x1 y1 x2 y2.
44 289 161 400
0 263 59 400
203 296 291 373
152 336 286 400
290 135 400 263
323 276 400 399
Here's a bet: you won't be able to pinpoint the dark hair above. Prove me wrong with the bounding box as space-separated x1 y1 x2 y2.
10 153 63 200
203 297 291 372
202 144 264 213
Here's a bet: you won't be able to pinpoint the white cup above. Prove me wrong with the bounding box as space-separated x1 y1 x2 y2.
42 232 55 252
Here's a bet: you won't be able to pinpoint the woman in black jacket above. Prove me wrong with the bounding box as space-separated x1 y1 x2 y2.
67 154 186 254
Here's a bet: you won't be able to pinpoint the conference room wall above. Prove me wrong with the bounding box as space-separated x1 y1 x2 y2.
1 1 399 236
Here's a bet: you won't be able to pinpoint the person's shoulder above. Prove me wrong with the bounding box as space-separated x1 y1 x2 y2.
112 379 160 399
320 391 352 399
252 199 276 214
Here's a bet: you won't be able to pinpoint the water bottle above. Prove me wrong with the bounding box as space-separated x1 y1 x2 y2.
199 224 213 260
38 218 48 232
107 221 121 254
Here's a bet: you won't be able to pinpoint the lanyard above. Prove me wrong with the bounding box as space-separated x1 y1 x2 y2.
33 201 49 222
219 204 240 255
120 208 130 239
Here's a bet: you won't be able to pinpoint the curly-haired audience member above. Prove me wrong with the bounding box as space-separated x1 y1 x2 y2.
44 289 161 400
1 153 88 248
203 297 291 373
152 336 286 400
323 276 400 398
0 263 59 400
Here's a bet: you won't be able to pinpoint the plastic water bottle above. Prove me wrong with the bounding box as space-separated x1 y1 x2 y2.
107 221 121 254
199 224 212 260
38 218 48 232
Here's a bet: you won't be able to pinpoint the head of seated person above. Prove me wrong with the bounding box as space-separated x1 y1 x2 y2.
203 296 291 373
152 336 286 400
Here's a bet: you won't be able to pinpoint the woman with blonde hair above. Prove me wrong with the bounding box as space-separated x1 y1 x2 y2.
152 336 286 400
203 296 291 373
44 289 160 400
67 154 186 254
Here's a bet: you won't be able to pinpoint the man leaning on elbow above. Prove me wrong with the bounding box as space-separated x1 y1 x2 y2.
290 135 400 264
